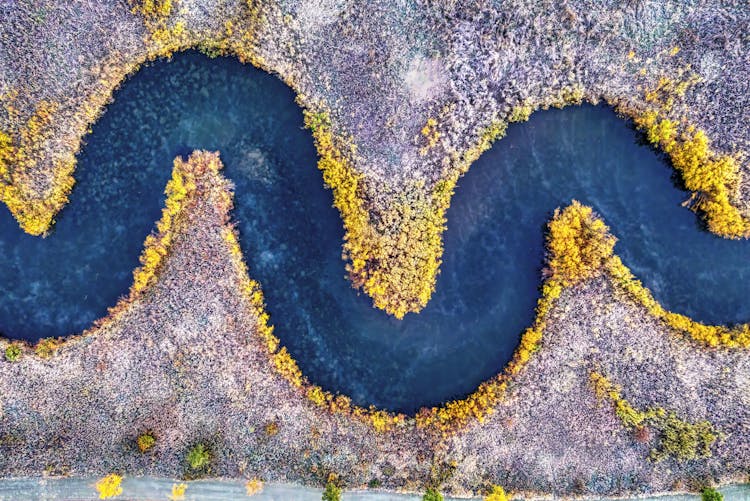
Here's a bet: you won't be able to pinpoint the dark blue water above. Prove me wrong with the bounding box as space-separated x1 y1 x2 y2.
1 52 748 412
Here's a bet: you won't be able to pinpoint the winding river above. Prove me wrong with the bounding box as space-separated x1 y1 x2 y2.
0 52 748 412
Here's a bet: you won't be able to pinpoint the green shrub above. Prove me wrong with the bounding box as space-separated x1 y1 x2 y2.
4 344 21 362
322 482 341 501
186 443 211 471
423 488 444 501
650 412 719 462
136 432 156 452
701 487 723 501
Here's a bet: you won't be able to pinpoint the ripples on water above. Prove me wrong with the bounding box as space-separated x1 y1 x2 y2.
0 52 747 412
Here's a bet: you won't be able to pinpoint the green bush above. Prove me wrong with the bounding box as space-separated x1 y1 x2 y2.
423 488 444 501
701 487 723 501
136 432 156 452
650 412 719 462
186 443 211 471
322 482 341 501
4 344 21 362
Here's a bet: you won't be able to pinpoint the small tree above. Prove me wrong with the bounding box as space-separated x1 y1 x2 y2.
4 344 21 362
423 488 444 501
701 487 723 501
186 443 211 471
485 485 509 501
136 432 156 453
95 474 123 499
322 481 341 501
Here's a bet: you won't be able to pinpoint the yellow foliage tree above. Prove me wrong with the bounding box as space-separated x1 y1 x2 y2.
168 483 187 500
245 478 263 496
95 474 123 499
546 201 615 286
485 486 510 501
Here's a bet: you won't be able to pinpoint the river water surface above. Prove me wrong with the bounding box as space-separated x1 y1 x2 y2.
0 52 748 412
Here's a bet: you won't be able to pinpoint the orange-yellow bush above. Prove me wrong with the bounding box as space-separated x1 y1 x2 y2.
546 201 616 285
419 117 440 155
484 486 510 501
130 0 172 18
34 337 60 359
168 483 187 501
95 474 123 499
136 431 156 452
245 478 263 496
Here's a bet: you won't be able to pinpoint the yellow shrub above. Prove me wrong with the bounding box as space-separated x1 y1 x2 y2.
369 409 401 433
272 348 303 387
34 338 60 359
306 386 327 406
419 117 440 155
130 0 172 18
136 432 156 452
95 474 123 499
484 486 509 501
168 483 187 501
0 131 11 180
546 201 615 285
245 478 263 496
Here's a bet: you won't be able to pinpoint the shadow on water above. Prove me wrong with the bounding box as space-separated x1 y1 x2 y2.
0 51 748 412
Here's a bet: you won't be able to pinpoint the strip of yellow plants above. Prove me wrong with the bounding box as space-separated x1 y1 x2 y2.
129 154 200 297
545 199 750 348
622 65 750 238
0 101 76 236
590 371 721 462
416 201 608 433
214 151 407 433
606 257 750 347
633 111 749 238
304 109 447 318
